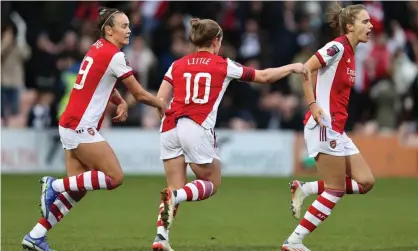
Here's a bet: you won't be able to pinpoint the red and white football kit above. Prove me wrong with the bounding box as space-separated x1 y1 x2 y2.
59 38 133 150
159 51 255 163
304 35 360 158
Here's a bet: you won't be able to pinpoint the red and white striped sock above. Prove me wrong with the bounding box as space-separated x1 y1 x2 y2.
288 189 345 244
29 191 86 238
301 177 366 196
51 170 118 192
156 203 179 239
174 180 214 204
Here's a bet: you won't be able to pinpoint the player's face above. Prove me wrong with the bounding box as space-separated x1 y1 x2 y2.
111 13 131 47
352 10 373 43
213 36 223 55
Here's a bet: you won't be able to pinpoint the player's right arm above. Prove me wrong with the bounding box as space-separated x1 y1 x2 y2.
157 63 174 106
157 80 173 106
303 41 344 126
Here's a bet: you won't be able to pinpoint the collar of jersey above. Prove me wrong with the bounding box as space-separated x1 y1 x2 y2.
100 38 120 50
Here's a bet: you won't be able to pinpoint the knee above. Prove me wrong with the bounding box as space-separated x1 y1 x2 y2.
211 178 221 194
109 172 124 189
353 174 375 194
361 176 375 193
195 175 221 194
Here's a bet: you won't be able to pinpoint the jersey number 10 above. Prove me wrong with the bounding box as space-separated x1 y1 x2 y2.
74 56 94 90
183 72 211 104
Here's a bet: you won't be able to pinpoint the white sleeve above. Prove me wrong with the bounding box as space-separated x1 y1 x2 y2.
314 41 345 67
163 63 174 84
226 58 255 82
109 52 133 79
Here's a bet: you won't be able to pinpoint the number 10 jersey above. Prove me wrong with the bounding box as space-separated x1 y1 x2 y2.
160 51 255 132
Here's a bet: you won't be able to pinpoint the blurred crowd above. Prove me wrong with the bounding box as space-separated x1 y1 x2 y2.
1 1 418 136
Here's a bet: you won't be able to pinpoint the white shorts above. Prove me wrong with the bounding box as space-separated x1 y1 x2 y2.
304 124 359 158
160 118 220 164
59 126 105 150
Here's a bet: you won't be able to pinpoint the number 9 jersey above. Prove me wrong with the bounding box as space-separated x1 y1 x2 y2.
59 38 133 131
160 51 255 132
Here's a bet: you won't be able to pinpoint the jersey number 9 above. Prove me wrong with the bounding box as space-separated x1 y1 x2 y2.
74 56 94 90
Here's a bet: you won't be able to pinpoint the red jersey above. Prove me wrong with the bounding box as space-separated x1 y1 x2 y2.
59 39 133 130
304 35 355 134
160 51 255 132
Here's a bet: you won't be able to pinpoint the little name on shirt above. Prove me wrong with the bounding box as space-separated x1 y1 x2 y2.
188 58 211 65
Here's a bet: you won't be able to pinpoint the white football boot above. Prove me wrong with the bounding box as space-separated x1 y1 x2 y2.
152 234 174 251
281 239 311 251
289 180 308 220
159 188 176 230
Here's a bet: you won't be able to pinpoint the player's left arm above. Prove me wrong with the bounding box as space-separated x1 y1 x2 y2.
110 88 129 122
226 58 306 84
108 51 133 123
252 63 307 84
109 51 164 116
110 88 127 106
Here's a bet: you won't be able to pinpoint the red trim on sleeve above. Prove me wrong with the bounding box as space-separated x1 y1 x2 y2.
315 52 326 67
118 70 134 80
163 76 173 85
240 67 256 82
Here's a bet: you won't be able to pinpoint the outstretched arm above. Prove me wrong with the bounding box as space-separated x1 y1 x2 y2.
225 58 307 84
122 75 164 110
253 63 307 84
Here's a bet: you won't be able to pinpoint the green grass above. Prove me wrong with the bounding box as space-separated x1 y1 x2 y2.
2 175 418 251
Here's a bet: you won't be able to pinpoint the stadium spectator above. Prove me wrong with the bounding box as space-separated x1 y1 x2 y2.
1 12 31 127
1 1 417 135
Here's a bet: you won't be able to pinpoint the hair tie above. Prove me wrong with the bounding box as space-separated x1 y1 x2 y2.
215 27 222 37
340 8 345 14
101 11 120 31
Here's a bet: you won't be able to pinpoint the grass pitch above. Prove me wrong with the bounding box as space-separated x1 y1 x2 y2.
2 175 418 251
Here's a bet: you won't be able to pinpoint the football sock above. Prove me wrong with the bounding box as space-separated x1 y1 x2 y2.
288 189 345 244
300 177 366 196
29 191 86 238
174 180 214 204
52 170 119 192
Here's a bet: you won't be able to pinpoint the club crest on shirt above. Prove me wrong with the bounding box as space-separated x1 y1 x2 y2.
330 140 336 149
327 44 340 57
87 128 95 136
